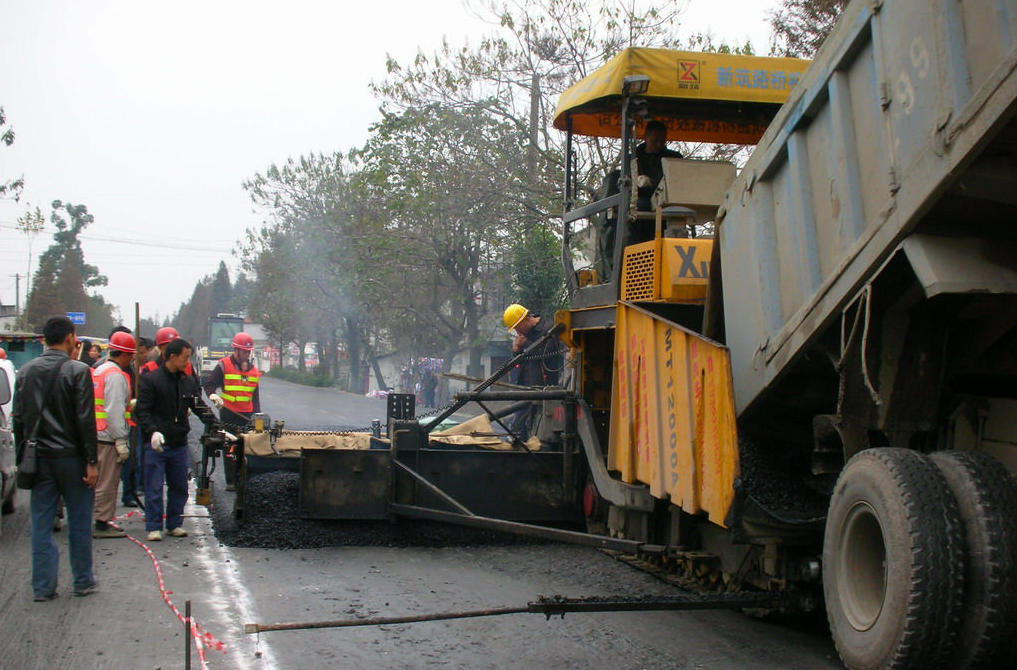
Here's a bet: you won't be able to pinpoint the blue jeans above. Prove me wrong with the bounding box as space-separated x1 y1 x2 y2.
143 443 188 532
120 425 143 503
30 456 95 597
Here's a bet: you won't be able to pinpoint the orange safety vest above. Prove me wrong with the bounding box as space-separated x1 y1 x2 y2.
92 364 132 432
219 356 261 414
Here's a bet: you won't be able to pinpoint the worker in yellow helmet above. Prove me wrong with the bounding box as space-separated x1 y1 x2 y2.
502 303 563 442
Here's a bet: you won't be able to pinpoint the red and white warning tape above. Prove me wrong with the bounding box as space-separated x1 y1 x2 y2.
110 511 227 669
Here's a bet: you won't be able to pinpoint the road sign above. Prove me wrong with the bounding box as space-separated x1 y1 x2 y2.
67 312 86 325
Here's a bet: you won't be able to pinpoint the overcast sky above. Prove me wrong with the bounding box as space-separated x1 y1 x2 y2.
0 0 779 334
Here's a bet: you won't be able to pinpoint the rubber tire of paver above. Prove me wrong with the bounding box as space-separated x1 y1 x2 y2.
823 448 964 670
929 451 1017 670
2 486 14 514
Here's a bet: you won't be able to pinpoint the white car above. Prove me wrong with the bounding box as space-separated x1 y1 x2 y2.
0 357 17 527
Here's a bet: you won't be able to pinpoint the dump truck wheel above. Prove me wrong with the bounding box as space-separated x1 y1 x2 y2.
823 448 963 670
930 451 1017 670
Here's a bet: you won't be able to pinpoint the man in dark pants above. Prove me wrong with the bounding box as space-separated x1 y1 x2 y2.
203 332 261 490
136 338 215 542
12 316 99 601
121 336 154 507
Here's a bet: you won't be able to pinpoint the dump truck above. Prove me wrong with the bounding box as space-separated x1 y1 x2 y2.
552 0 1017 668
197 313 244 383
211 1 1017 668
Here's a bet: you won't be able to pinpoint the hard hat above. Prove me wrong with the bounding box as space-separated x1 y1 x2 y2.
232 332 254 351
503 304 529 330
155 326 179 346
108 331 137 354
0 348 6 359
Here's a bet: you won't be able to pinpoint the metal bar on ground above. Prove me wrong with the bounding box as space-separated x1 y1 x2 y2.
391 461 475 516
244 606 530 634
243 592 791 635
185 600 191 670
390 503 655 553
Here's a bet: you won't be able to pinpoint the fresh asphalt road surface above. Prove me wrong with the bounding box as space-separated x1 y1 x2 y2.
0 377 843 670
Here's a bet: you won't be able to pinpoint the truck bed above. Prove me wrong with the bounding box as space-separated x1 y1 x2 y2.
718 0 1017 415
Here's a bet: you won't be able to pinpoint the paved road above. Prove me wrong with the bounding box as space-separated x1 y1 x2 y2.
0 378 844 670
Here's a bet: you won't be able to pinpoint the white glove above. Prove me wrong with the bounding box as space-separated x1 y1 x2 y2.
209 393 224 408
151 432 165 453
636 174 652 189
222 430 238 442
114 438 130 464
128 398 137 411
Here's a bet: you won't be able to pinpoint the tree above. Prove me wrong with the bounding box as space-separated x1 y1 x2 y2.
0 107 24 202
24 200 115 332
511 222 562 318
208 261 233 317
768 0 848 58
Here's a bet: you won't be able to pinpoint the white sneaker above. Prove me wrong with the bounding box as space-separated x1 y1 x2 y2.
165 527 188 537
147 530 162 542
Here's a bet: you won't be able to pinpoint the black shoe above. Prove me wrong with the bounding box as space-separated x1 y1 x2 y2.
122 500 138 508
74 583 98 597
33 593 57 602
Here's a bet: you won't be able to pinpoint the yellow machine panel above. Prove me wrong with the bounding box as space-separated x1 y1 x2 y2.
608 302 739 526
620 238 714 304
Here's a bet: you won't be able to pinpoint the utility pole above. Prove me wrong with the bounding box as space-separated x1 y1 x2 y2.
9 273 22 330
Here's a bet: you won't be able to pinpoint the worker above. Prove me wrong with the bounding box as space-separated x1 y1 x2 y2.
120 336 153 508
141 327 195 377
12 316 99 600
503 304 563 442
635 119 683 213
91 331 135 538
135 338 216 542
203 332 261 490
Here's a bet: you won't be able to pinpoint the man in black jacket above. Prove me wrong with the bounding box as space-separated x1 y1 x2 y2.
12 316 99 601
135 338 215 542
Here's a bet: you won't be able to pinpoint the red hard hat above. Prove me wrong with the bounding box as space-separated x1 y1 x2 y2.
232 332 254 351
0 348 6 359
155 326 179 346
108 331 137 354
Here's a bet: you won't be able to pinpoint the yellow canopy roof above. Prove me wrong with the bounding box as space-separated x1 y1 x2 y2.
554 48 810 144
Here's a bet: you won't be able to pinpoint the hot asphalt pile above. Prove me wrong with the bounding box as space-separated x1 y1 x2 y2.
736 438 833 523
211 471 548 550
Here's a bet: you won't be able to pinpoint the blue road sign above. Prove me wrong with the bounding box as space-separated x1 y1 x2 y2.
67 312 86 325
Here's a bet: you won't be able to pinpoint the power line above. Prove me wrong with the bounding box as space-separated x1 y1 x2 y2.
0 223 234 253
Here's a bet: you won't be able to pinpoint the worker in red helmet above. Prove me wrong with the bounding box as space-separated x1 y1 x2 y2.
91 331 136 538
202 331 261 489
140 327 195 378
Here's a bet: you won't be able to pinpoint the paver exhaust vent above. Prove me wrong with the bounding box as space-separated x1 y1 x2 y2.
621 247 657 301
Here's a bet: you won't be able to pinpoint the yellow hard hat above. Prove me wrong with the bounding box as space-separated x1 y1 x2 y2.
503 304 529 330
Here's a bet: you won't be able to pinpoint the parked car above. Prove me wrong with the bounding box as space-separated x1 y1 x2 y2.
0 356 17 530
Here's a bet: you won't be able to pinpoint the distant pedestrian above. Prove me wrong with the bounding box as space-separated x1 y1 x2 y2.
136 338 215 542
421 369 437 408
203 332 261 490
78 338 97 367
91 331 136 538
12 316 99 601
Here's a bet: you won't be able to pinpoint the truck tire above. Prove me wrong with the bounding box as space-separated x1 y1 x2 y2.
823 448 964 670
930 451 1017 670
